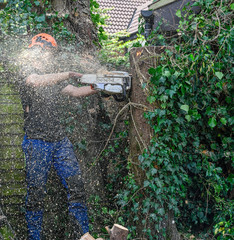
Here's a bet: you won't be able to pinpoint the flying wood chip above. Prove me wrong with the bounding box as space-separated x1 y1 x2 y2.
136 50 143 57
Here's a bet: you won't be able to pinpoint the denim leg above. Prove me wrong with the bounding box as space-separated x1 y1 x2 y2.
22 136 53 240
25 210 43 240
53 138 89 237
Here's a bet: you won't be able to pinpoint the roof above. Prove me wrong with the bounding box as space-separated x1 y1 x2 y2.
97 0 150 34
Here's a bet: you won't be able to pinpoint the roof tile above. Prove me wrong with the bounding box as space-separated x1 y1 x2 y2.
97 0 150 34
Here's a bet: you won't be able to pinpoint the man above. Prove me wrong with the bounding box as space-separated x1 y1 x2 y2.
20 33 97 240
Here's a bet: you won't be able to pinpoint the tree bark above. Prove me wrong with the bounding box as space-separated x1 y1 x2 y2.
0 2 7 9
64 0 99 50
129 47 156 185
32 0 99 51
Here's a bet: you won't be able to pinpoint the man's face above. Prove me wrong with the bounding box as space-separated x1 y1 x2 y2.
30 48 54 72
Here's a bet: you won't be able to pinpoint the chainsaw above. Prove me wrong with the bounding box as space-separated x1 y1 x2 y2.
78 71 131 102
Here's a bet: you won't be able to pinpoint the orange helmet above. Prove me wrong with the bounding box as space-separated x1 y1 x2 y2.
28 33 57 49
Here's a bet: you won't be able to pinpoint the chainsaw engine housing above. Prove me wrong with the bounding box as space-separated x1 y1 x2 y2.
78 71 131 101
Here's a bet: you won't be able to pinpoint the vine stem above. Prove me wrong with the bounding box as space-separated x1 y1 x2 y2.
114 185 146 223
86 101 150 173
130 104 147 150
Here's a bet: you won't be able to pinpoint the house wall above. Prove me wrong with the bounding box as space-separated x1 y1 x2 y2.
151 0 200 32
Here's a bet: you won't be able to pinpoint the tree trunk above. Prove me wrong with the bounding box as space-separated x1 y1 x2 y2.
54 0 99 50
129 46 181 240
0 2 7 9
31 0 99 50
129 47 155 186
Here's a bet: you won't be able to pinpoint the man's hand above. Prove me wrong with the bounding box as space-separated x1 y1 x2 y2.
69 72 83 80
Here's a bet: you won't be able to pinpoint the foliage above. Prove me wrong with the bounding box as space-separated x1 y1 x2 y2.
90 0 108 43
0 0 74 39
1 0 233 239
98 31 145 70
87 128 130 238
0 0 106 42
115 0 233 239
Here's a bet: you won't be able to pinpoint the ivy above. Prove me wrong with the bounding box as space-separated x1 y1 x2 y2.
99 31 145 69
90 0 108 43
116 0 233 239
0 0 106 41
0 0 75 39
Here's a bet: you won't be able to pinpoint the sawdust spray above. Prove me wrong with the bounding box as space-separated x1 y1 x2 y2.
0 35 122 239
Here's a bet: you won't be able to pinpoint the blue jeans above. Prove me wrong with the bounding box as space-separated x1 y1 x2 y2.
22 135 89 240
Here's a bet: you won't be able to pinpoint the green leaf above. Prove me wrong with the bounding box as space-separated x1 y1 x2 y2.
142 82 147 89
34 1 40 6
166 89 176 98
216 82 222 89
160 95 168 102
208 117 217 128
173 71 180 78
231 3 234 10
180 105 189 112
147 96 156 104
158 208 165 216
185 115 191 122
215 72 224 80
176 9 181 18
148 67 156 75
151 168 157 176
189 54 194 61
144 180 150 187
220 118 227 125
227 174 234 184
164 70 171 77
35 15 46 23
102 207 108 214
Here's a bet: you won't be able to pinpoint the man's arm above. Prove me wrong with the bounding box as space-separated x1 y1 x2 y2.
61 84 98 97
26 72 82 87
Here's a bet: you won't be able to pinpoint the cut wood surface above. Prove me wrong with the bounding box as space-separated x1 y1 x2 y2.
80 232 96 240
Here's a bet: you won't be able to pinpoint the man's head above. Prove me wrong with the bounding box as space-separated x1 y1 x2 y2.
25 33 58 73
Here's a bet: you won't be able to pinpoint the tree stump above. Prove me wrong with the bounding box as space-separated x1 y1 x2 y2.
129 47 181 239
